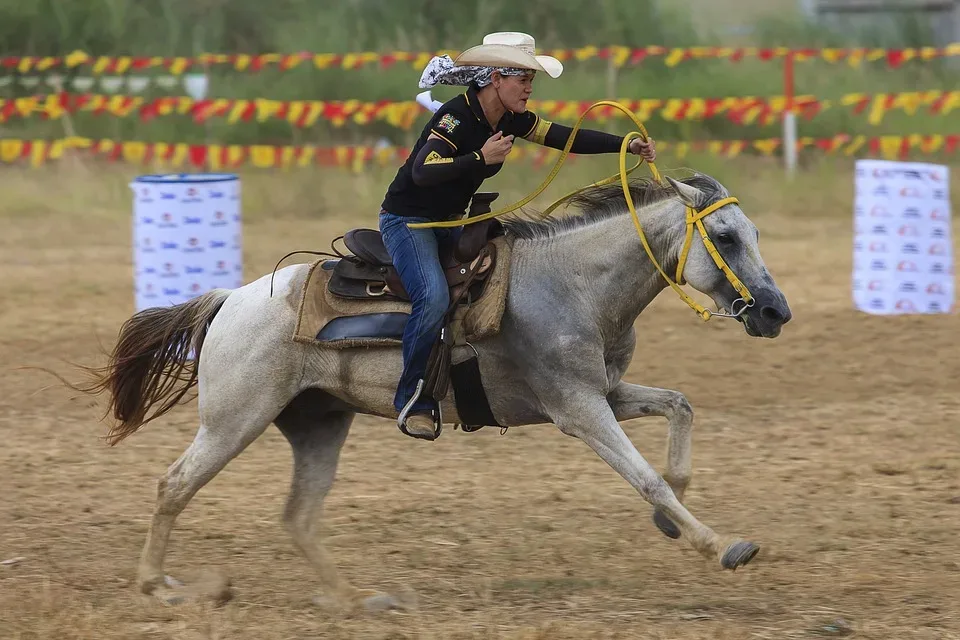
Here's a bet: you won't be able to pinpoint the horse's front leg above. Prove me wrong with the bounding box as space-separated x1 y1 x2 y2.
550 393 758 571
607 382 693 540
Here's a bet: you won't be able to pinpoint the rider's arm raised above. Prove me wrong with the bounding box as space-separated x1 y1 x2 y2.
511 112 624 154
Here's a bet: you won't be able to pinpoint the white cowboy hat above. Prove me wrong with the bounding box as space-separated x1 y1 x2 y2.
454 32 563 79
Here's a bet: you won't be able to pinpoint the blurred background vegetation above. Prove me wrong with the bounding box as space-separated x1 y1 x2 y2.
0 0 956 148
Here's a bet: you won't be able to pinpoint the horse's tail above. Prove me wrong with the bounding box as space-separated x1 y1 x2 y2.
79 289 232 446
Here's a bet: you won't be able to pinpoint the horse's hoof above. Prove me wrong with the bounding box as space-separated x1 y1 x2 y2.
362 593 406 612
148 572 231 606
721 541 760 570
313 589 407 613
653 508 681 539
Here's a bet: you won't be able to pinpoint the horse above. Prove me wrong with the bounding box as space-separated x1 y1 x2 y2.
79 172 791 610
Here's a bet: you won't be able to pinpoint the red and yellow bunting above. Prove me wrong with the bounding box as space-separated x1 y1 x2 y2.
2 91 957 128
3 44 958 74
1 135 956 170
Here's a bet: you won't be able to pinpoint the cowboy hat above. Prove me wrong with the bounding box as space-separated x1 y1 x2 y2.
454 32 563 79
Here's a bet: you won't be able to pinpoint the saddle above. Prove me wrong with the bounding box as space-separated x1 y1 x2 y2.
327 192 504 305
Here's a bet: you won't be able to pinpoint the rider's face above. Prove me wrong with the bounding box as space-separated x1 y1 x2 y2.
494 72 535 113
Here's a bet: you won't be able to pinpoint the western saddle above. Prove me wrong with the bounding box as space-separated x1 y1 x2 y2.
327 192 503 304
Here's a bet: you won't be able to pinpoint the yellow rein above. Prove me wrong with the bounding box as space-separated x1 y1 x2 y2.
407 100 753 321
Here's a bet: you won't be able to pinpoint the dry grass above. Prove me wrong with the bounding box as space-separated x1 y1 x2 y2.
1 154 959 639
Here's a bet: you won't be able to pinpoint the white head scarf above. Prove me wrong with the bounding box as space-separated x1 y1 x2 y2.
418 54 532 89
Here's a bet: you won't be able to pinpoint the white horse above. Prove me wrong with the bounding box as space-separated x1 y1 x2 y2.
77 174 791 609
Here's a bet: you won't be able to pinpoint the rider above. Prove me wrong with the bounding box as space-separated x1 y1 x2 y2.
379 32 657 440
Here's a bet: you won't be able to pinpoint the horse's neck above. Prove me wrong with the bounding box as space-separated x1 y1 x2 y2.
530 199 685 340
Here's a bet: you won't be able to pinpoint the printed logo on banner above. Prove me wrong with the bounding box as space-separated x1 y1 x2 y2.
933 189 947 200
158 212 177 228
926 282 947 295
869 298 885 311
898 224 919 237
928 243 948 255
139 187 154 203
160 192 177 200
868 241 888 253
185 265 205 274
142 266 157 275
142 283 158 299
163 287 182 297
931 227 947 239
896 260 918 272
930 262 947 274
140 215 155 225
210 239 227 249
872 224 889 235
870 259 888 271
899 281 918 292
161 262 181 278
208 189 226 199
865 280 884 291
855 205 864 217
900 242 920 254
873 185 889 196
141 237 156 253
189 283 204 295
184 237 205 253
927 301 945 312
161 241 179 251
870 206 892 217
902 207 921 218
213 261 230 276
182 187 203 204
211 211 228 227
231 234 241 250
930 209 949 221
895 299 916 312
900 187 924 198
183 216 203 225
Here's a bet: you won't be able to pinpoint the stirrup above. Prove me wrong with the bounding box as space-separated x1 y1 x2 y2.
396 379 443 441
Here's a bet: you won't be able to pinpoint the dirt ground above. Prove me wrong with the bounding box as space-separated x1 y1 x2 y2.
1 158 958 639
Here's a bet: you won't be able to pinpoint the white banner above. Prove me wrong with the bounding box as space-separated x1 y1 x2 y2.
852 159 953 315
130 174 242 312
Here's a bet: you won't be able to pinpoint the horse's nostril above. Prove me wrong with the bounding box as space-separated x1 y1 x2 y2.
760 306 785 324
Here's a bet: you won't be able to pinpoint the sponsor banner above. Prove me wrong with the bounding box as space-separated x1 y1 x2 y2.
131 174 242 312
852 160 953 315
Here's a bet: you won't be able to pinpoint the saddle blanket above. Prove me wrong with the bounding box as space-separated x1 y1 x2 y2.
293 235 513 349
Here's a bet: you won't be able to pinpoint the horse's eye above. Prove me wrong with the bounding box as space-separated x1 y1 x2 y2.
717 233 735 245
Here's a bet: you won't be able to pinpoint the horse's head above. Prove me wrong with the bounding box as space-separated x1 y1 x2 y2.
666 176 791 338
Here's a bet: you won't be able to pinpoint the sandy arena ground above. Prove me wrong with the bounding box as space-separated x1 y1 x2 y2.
1 159 958 639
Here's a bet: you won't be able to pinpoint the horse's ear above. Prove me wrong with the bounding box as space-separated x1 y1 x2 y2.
665 176 702 208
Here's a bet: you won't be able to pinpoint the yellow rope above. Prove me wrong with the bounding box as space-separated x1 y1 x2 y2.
406 100 659 230
407 100 751 322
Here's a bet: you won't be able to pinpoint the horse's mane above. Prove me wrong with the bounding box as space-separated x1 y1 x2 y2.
502 173 728 241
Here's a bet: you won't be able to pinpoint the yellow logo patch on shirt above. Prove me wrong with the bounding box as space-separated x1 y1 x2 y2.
424 150 454 165
436 113 460 134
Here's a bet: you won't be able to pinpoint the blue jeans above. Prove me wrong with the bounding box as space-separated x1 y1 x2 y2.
378 212 458 414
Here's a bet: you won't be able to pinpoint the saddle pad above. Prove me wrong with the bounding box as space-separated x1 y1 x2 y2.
293 235 513 349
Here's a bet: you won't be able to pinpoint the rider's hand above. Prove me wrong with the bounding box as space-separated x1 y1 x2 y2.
480 131 514 165
629 137 656 162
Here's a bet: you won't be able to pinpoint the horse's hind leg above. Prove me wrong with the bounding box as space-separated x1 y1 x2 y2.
275 393 403 612
137 405 278 600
